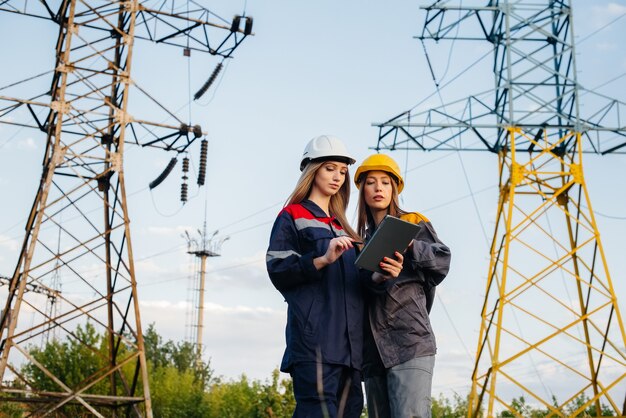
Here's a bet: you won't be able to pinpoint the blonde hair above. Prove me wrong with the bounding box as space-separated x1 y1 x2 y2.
356 172 408 238
286 160 359 240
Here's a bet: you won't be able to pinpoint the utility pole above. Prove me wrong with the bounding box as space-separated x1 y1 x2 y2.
373 1 626 416
0 1 252 416
184 224 229 363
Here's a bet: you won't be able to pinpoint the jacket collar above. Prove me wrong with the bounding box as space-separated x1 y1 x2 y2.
301 199 346 231
300 199 330 218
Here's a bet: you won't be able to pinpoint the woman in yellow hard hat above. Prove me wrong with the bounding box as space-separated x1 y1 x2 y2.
354 153 452 418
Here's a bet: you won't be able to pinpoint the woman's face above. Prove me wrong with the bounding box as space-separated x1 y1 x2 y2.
312 161 348 197
363 170 393 211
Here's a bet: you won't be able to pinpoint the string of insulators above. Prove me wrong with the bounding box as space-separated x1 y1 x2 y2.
181 157 189 203
230 15 253 35
181 183 188 203
197 139 208 186
193 62 223 101
230 15 241 32
193 125 202 138
244 17 253 35
149 157 177 190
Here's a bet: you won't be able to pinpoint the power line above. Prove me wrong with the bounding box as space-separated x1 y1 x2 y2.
138 257 262 288
423 184 496 213
408 48 492 113
583 70 626 93
583 205 626 221
435 292 473 362
421 37 492 246
577 9 626 45
0 186 149 243
216 200 283 231
0 69 53 91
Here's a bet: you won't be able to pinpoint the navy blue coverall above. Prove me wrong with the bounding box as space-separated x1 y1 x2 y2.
266 199 364 418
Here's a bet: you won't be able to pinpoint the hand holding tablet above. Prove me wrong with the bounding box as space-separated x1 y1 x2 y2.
354 215 421 273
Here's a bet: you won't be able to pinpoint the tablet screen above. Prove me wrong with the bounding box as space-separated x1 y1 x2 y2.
355 215 421 273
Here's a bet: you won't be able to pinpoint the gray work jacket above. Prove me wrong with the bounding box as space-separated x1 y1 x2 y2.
361 214 451 377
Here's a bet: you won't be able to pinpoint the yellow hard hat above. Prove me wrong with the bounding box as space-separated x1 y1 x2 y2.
354 154 404 193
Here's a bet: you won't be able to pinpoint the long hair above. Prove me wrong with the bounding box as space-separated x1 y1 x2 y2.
356 173 408 238
286 161 359 240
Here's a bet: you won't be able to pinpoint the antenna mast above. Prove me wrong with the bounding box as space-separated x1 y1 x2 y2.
185 224 228 363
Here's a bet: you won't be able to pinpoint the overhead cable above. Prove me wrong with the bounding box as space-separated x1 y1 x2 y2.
577 9 626 44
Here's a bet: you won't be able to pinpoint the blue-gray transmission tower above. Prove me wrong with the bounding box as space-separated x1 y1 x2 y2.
374 1 626 416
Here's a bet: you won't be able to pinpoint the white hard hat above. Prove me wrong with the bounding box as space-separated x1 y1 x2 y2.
300 135 356 171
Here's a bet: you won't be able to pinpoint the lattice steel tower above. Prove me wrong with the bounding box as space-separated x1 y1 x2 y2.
374 1 626 416
0 1 251 416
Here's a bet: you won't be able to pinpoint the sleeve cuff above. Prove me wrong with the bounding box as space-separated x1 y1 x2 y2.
299 252 324 281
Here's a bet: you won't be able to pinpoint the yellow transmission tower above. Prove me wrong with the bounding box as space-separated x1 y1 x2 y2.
0 0 252 416
373 1 626 416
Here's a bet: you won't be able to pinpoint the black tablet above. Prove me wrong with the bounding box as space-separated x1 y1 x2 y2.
355 215 421 273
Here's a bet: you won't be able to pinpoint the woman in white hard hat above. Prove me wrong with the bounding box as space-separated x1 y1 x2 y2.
354 154 451 418
266 135 365 418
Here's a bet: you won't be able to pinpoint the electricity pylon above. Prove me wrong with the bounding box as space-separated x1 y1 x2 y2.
374 1 626 416
0 1 251 416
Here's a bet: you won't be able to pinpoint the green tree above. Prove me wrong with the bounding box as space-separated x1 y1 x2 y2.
26 325 624 418
499 395 536 417
149 365 210 418
22 322 118 416
0 385 27 418
144 323 211 383
496 393 617 417
432 392 469 418
205 374 259 417
24 322 107 394
251 368 296 417
563 393 616 417
143 323 212 416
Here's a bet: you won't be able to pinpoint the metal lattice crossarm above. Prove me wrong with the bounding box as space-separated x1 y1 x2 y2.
375 87 626 154
374 1 626 155
0 0 252 416
0 95 205 153
0 0 254 151
0 0 253 57
371 1 626 416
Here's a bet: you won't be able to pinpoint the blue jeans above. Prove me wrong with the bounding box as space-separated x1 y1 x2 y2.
364 355 435 418
291 362 364 418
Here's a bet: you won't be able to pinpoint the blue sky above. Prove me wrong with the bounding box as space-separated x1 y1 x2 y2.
1 0 626 402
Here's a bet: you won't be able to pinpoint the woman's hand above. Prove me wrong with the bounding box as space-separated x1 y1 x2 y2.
372 251 404 283
314 236 358 270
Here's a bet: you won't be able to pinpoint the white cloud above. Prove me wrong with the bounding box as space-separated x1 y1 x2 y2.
140 299 189 310
16 137 37 151
135 258 170 275
607 2 626 15
0 135 39 151
0 234 20 252
595 41 617 51
206 251 267 288
139 298 286 381
590 3 626 28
